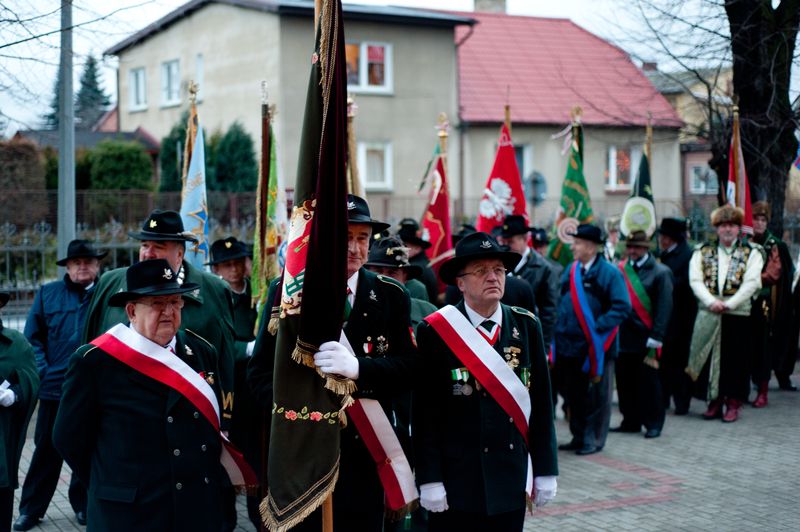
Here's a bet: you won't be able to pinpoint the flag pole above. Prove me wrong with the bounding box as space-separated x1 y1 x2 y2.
645 112 652 162
347 95 363 196
730 104 740 205
570 105 583 162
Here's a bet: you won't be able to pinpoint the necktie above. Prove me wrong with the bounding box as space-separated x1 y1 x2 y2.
344 287 352 321
478 319 500 346
580 265 587 277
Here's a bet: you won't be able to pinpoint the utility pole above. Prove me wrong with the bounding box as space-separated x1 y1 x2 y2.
57 0 75 267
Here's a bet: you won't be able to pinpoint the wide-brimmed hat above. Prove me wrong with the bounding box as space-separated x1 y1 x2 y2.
56 239 108 266
452 223 477 246
128 210 198 242
347 195 390 234
207 237 249 266
0 291 9 309
569 223 604 244
500 215 533 239
396 218 432 250
625 230 653 248
439 232 521 286
108 259 199 307
657 217 688 241
364 236 423 279
710 205 744 227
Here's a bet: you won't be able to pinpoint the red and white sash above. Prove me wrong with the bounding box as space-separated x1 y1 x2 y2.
425 305 534 496
339 332 419 511
90 324 258 488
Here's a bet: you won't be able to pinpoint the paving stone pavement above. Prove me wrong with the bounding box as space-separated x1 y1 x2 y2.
9 375 799 531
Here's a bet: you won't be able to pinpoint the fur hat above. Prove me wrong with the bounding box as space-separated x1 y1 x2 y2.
752 201 770 221
710 205 744 227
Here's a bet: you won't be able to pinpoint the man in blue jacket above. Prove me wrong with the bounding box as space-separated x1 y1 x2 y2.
554 224 631 456
14 240 105 531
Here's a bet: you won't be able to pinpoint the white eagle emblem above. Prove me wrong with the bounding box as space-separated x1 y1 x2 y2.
347 201 356 210
480 240 493 249
163 269 174 280
478 178 516 220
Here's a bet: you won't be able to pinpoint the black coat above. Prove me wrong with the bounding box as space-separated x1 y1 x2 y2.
53 329 225 532
511 249 559 346
619 255 674 353
412 302 558 516
659 241 697 352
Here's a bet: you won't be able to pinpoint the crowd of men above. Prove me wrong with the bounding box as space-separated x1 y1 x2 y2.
1 195 798 532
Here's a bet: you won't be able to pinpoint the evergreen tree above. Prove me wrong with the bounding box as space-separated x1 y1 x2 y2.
211 121 257 192
74 55 110 130
42 68 62 130
159 111 189 192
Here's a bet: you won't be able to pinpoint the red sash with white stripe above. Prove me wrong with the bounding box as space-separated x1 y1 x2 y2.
424 305 534 496
339 332 418 511
90 324 258 488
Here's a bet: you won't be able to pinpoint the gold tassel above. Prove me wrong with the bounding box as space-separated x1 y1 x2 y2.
324 374 357 396
291 344 316 368
267 315 279 336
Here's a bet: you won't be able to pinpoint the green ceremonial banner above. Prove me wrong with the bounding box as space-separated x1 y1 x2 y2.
548 124 594 266
620 153 656 238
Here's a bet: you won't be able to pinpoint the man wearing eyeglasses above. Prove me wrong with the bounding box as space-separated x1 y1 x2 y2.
53 259 254 531
412 232 558 532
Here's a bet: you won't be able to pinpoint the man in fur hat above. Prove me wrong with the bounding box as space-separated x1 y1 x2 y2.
686 205 763 423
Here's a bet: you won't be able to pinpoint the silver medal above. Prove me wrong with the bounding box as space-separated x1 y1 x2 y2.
461 383 473 396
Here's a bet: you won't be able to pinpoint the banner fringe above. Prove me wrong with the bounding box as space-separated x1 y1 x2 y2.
324 375 357 396
260 465 339 532
267 315 280 336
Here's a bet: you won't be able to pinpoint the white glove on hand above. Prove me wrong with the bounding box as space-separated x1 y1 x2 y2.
645 337 663 349
313 341 359 379
0 389 16 407
420 482 448 513
533 476 557 507
246 340 256 357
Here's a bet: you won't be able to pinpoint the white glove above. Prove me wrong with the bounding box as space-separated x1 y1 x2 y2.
419 482 448 513
246 340 256 357
646 337 663 349
313 341 359 379
533 476 557 507
0 389 16 407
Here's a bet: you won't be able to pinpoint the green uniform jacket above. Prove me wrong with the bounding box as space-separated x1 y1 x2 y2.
0 322 39 489
82 261 236 426
53 329 224 532
413 302 558 515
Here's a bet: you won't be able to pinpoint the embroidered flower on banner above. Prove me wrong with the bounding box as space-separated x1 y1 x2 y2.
273 404 339 424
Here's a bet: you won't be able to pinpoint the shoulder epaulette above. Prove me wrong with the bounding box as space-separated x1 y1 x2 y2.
376 274 406 292
510 306 537 321
81 345 100 358
185 329 214 349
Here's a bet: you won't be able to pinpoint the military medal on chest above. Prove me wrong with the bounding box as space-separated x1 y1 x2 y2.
375 335 388 355
363 336 373 355
503 346 521 369
451 367 472 396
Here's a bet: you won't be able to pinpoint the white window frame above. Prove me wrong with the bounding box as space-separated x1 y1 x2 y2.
128 67 147 111
690 164 719 195
358 141 393 192
161 59 181 107
513 143 533 179
606 144 642 192
347 41 393 95
195 53 204 103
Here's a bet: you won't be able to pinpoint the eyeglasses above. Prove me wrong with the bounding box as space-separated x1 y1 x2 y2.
136 298 185 312
457 267 508 279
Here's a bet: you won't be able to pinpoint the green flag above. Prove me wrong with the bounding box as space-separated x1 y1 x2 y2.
548 123 594 266
620 153 656 237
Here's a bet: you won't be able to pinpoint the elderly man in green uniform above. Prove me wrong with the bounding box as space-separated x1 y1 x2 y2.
413 232 558 532
82 210 236 428
53 259 256 531
1 292 39 532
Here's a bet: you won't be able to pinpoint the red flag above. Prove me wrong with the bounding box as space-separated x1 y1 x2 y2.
422 150 452 261
726 110 753 235
475 123 528 233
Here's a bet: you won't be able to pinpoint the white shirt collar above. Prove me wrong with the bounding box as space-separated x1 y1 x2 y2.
464 302 503 328
127 323 177 351
581 255 597 271
635 253 650 269
666 243 678 253
347 270 360 299
513 247 531 273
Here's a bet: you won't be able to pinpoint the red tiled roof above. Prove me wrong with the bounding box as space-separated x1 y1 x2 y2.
453 12 682 128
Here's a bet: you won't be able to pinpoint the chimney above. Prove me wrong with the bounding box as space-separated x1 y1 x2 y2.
475 0 506 13
642 61 658 72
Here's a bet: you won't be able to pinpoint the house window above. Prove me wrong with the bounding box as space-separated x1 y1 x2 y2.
161 59 180 106
129 68 147 111
690 165 719 194
513 144 533 179
606 145 642 191
195 54 204 103
345 42 393 94
358 141 393 191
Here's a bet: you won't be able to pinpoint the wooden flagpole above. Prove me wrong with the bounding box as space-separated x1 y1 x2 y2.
347 95 363 196
504 85 511 134
645 112 653 162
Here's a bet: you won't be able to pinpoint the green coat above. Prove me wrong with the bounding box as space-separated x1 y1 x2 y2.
82 261 237 427
0 321 39 489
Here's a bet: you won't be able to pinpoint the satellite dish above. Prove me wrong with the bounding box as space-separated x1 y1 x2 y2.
525 171 547 206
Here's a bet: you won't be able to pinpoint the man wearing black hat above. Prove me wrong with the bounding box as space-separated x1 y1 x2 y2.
498 215 558 349
532 227 564 282
53 260 248 532
249 195 419 531
413 232 558 532
613 231 673 439
1 292 39 532
397 218 440 304
657 217 697 415
14 240 106 530
554 224 631 456
82 210 237 429
207 237 262 530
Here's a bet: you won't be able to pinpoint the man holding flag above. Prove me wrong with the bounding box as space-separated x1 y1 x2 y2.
613 231 673 439
554 224 630 455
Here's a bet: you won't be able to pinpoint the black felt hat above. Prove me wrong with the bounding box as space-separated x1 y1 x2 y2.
396 218 432 250
531 227 549 245
364 236 423 279
108 259 199 307
658 217 688 241
207 237 249 266
0 291 9 309
128 210 198 242
569 223 604 244
347 195 390 234
439 232 521 286
500 214 533 238
56 239 108 266
452 223 477 246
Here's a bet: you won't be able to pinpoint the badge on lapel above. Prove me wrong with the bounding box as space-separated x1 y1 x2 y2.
512 327 520 340
363 336 373 355
369 289 378 302
503 346 521 369
375 335 388 355
185 345 194 356
199 371 215 385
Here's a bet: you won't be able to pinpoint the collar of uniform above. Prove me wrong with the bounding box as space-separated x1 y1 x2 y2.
513 246 531 274
127 323 177 352
347 270 360 301
179 261 202 303
464 301 503 329
635 253 650 269
580 255 597 272
665 243 678 254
